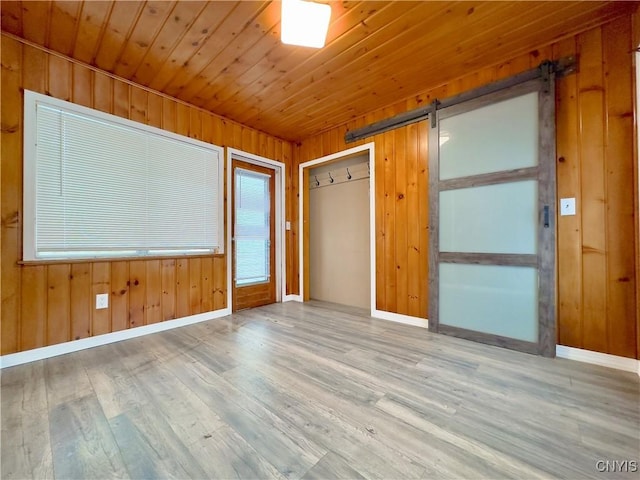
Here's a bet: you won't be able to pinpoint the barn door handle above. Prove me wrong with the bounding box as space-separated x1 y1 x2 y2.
543 205 550 228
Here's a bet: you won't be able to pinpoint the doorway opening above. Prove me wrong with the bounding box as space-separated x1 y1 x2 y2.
299 143 376 313
227 149 285 312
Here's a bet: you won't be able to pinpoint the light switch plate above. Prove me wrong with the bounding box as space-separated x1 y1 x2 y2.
286 221 291 231
560 198 576 216
96 293 109 309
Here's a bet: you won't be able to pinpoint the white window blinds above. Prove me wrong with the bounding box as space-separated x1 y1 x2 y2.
24 91 224 261
234 168 271 286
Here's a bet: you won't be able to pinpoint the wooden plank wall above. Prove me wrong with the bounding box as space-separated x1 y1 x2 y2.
0 34 293 355
632 6 640 368
292 16 638 359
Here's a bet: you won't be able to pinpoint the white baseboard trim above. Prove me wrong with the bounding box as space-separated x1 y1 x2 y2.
283 294 303 302
556 345 640 375
0 307 232 369
371 309 429 329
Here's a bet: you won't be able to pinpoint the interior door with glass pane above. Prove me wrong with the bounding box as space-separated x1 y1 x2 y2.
232 160 276 311
428 79 556 356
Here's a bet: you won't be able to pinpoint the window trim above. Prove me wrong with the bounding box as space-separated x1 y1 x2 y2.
23 90 225 262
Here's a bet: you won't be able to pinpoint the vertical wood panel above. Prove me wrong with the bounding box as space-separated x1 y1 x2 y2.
1 36 22 354
47 265 71 346
147 93 163 129
213 256 226 310
383 117 397 312
113 80 129 118
176 103 190 136
110 261 129 332
128 261 146 328
555 37 583 348
161 259 176 321
93 71 112 113
634 6 640 361
20 266 47 350
47 54 71 100
130 87 147 123
602 17 637 358
91 262 111 336
189 258 202 315
201 257 213 312
162 97 176 133
405 111 420 318
70 263 91 340
394 125 408 315
71 63 92 107
176 259 190 318
417 119 429 319
22 44 47 93
145 260 162 324
577 28 608 353
190 109 202 140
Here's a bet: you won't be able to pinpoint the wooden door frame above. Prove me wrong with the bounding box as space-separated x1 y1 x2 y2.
428 78 557 357
298 143 376 312
226 148 285 311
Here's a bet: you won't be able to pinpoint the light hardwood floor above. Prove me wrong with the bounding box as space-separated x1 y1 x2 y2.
2 301 639 479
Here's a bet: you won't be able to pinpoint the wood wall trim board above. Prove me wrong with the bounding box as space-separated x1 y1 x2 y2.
635 10 640 361
438 324 540 356
371 310 428 329
438 166 539 192
283 294 303 303
556 345 640 375
18 253 225 266
438 253 538 268
0 307 232 370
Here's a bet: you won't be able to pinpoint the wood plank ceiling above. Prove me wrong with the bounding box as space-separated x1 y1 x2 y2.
1 1 636 141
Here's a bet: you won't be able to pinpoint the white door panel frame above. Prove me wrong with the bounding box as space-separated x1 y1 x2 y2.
226 148 286 310
298 143 376 314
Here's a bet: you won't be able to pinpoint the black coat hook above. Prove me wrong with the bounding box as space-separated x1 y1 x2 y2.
314 175 320 186
328 172 334 183
346 167 352 180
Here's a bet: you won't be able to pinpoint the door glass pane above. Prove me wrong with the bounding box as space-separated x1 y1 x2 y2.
439 92 538 179
439 180 538 254
439 263 538 342
235 168 270 286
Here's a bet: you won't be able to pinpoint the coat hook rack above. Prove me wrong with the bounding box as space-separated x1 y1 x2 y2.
328 172 334 183
346 167 352 180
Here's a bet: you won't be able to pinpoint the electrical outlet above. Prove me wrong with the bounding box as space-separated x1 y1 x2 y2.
560 198 576 216
96 293 109 309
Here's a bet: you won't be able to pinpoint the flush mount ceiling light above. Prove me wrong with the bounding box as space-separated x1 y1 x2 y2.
281 0 331 48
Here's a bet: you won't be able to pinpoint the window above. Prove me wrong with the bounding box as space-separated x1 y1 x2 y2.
234 168 271 285
23 90 224 261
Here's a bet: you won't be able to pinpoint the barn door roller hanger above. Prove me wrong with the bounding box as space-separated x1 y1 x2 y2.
344 56 576 143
